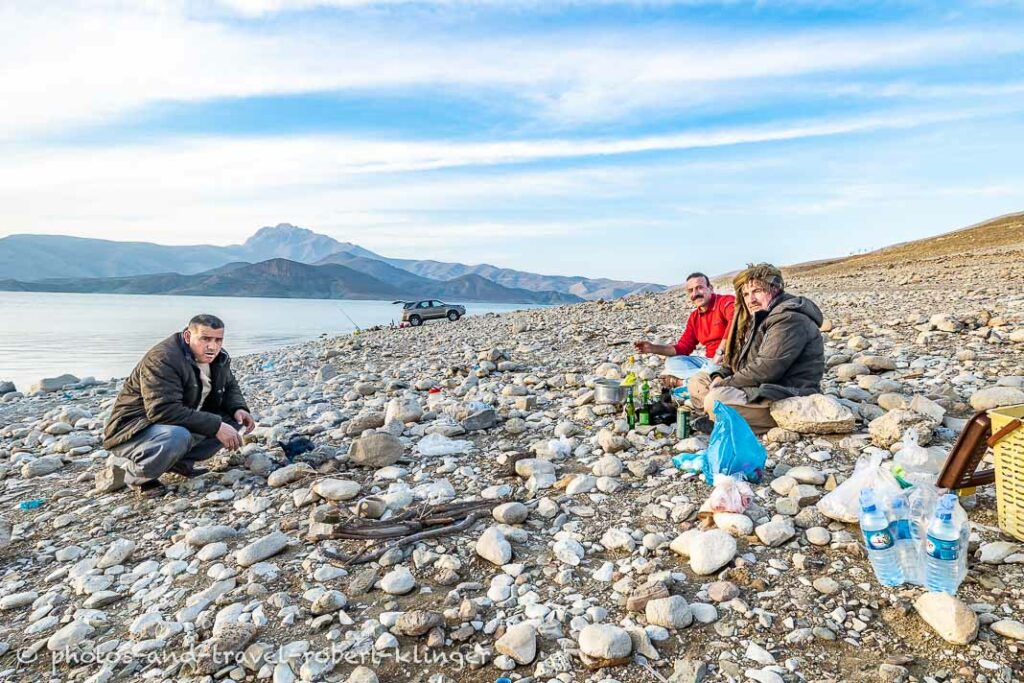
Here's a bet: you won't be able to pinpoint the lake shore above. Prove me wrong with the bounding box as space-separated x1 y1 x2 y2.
1 257 1023 683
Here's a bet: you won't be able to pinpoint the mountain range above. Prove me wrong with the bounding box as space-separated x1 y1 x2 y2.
0 224 665 303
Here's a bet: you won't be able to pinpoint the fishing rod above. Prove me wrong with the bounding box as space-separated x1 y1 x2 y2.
338 305 362 333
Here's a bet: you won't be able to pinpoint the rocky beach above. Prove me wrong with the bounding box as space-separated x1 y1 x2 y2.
1 215 1023 683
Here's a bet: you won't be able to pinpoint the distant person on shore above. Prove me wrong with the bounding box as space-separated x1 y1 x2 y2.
101 314 255 496
634 272 735 387
687 263 824 435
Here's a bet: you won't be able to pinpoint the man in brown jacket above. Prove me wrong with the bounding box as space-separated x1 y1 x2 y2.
101 314 255 495
688 264 825 434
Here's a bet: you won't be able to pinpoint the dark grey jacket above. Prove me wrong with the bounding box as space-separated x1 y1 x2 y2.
103 332 249 449
718 293 825 402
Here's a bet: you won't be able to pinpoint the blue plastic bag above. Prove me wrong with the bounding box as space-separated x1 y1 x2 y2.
699 401 766 485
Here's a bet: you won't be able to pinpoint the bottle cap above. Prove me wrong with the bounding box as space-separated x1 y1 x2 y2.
936 493 956 519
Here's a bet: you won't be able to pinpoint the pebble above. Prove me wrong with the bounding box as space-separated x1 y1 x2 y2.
380 566 416 595
2 250 1023 683
476 526 512 565
914 592 979 644
235 531 290 567
495 622 537 664
688 529 737 575
646 595 693 629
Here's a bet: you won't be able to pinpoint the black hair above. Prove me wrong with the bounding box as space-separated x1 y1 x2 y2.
188 314 225 330
685 272 711 287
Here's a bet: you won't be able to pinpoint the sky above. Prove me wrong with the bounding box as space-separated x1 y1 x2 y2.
2 1 1024 285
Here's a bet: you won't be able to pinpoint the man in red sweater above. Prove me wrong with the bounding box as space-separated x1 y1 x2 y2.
634 273 736 386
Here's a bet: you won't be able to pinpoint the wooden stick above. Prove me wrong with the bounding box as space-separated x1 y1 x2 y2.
323 511 486 566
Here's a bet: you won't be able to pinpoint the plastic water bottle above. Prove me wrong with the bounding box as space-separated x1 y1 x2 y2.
925 494 962 594
889 496 921 585
859 488 903 586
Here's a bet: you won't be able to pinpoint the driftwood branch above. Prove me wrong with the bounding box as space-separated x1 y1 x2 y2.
314 499 503 566
322 510 487 566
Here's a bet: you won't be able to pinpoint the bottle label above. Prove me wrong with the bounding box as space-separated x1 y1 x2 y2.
890 520 913 541
926 534 959 561
864 528 894 550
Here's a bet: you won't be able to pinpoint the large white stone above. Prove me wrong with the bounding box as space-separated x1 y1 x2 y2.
235 532 290 567
96 538 136 569
769 395 856 434
914 592 978 645
970 386 1024 411
495 622 537 665
646 595 693 629
476 527 512 565
578 624 632 662
380 566 416 595
312 479 362 501
349 432 404 468
47 621 94 651
688 530 737 575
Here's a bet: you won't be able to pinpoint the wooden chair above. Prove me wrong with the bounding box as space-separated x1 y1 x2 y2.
937 409 1023 490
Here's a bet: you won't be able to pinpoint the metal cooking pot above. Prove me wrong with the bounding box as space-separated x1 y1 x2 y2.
594 378 626 405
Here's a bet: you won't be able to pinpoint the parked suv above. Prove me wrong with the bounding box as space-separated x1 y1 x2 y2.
397 300 466 326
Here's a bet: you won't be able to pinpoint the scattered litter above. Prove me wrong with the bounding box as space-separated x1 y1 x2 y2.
819 452 902 523
894 430 945 478
416 433 473 456
699 401 767 484
708 474 754 513
17 499 45 510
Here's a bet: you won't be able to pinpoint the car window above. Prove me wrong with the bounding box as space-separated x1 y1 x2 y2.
418 301 430 309
434 301 445 307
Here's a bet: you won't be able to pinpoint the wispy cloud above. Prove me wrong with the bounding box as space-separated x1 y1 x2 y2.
2 1 1023 282
3 2 1022 139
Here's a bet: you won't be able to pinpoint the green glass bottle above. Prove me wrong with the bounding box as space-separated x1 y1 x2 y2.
641 379 651 406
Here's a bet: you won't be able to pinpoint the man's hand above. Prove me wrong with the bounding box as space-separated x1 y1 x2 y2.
234 409 256 434
633 340 654 354
216 422 243 451
710 376 724 388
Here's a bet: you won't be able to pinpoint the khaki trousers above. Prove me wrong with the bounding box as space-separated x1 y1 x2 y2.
687 371 777 435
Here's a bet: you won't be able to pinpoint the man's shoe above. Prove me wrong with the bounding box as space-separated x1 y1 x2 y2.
168 461 209 479
130 480 169 498
691 415 714 435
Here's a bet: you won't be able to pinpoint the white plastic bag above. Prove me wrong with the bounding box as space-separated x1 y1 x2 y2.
894 430 945 476
708 474 753 513
818 452 903 523
416 433 473 456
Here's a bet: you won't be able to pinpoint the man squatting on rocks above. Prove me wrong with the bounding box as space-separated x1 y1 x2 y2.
687 263 825 435
101 314 256 495
633 272 736 387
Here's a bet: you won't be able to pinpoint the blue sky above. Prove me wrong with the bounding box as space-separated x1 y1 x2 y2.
1 1 1023 285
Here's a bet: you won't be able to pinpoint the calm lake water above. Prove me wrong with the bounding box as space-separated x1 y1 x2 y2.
0 292 539 392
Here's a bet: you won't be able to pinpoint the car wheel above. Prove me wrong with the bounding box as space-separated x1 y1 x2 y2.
447 310 460 321
409 315 422 327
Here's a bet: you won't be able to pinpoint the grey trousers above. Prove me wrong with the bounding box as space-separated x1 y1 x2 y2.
109 423 231 486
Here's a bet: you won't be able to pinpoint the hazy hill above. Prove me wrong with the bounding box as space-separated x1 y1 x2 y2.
0 258 585 304
787 211 1024 278
321 251 665 300
0 223 659 301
